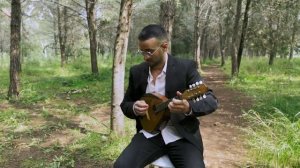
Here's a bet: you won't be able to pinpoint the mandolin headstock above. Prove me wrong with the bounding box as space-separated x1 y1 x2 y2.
181 81 209 101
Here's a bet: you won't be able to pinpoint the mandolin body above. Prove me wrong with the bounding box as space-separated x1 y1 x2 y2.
140 93 170 132
139 83 208 132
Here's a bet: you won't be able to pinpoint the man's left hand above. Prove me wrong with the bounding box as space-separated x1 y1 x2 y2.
168 91 191 113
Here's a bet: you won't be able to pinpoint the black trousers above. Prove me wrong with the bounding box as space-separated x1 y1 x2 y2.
114 133 205 168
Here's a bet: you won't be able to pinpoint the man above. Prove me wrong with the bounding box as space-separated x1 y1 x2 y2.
114 24 218 168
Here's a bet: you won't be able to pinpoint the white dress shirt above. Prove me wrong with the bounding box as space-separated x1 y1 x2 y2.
139 54 183 144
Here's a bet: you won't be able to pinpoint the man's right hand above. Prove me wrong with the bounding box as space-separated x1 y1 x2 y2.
133 100 149 116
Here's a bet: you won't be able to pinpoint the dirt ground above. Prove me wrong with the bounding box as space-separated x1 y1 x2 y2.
200 65 253 168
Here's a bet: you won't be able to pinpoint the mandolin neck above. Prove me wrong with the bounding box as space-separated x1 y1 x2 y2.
155 96 180 112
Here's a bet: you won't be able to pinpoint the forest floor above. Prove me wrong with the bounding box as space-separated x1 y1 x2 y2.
0 65 254 168
200 65 253 168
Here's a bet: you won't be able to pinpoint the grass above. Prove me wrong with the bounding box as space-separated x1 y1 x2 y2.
221 57 300 167
0 54 142 167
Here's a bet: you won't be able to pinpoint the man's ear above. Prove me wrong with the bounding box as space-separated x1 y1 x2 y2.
161 41 168 50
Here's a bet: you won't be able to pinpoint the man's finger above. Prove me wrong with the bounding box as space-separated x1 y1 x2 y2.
176 91 182 96
172 98 184 105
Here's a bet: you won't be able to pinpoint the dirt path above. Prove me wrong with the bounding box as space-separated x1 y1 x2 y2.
200 65 253 168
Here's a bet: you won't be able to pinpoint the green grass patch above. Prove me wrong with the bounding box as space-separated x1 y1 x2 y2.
68 118 135 161
244 109 300 167
0 108 29 127
223 57 300 119
222 57 300 166
0 54 143 167
21 158 47 168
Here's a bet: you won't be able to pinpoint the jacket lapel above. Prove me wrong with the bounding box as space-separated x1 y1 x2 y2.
165 54 177 98
140 63 149 94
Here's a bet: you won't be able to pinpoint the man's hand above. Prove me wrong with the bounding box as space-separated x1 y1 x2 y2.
133 100 149 116
168 91 191 113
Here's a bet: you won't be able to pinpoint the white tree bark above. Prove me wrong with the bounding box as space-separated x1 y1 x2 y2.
111 0 133 135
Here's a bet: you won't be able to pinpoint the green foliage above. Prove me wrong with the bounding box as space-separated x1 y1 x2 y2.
224 57 300 119
223 57 300 166
244 109 300 167
47 154 75 168
0 108 29 127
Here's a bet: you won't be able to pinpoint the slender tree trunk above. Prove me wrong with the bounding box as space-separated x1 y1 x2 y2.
231 0 242 76
63 7 68 61
194 0 204 71
218 23 225 66
57 1 67 67
237 0 251 71
200 5 212 60
85 0 99 74
111 0 133 135
8 0 21 99
159 0 176 52
268 20 277 65
289 12 298 60
53 13 58 56
269 48 276 65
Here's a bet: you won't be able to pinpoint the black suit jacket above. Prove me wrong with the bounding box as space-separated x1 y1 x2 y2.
120 54 218 151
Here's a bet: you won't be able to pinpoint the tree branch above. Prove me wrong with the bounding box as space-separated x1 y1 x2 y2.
0 8 11 17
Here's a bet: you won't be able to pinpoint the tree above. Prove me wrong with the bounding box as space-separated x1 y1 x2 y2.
160 0 176 52
85 0 99 74
200 4 212 61
57 0 68 67
8 0 21 99
230 0 242 76
237 0 251 71
194 0 204 70
111 0 133 135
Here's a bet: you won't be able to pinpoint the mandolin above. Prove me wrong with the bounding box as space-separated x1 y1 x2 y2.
139 81 209 133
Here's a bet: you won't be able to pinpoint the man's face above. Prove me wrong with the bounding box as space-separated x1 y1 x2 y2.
138 37 166 68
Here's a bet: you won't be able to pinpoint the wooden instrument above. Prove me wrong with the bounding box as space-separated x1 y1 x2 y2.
140 82 209 132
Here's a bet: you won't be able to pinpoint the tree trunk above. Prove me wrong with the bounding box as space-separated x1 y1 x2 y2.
218 23 225 67
289 12 298 60
200 6 212 60
85 0 99 74
269 48 276 65
159 0 176 53
53 13 58 56
111 0 133 135
231 0 242 77
8 0 21 99
194 0 204 71
62 7 68 61
237 0 251 71
57 1 67 67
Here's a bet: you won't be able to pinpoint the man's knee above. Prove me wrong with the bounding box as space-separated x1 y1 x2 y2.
114 155 140 168
113 158 122 168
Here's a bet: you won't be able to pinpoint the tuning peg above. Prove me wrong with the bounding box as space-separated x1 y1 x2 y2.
199 81 203 84
196 97 200 101
192 84 196 88
203 94 207 99
196 81 199 85
189 84 192 89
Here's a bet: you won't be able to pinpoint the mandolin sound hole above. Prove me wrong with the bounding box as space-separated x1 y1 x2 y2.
153 105 157 113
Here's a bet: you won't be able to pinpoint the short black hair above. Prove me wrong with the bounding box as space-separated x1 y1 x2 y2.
138 24 168 41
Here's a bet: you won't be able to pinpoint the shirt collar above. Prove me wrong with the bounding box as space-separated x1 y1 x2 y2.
162 53 168 74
